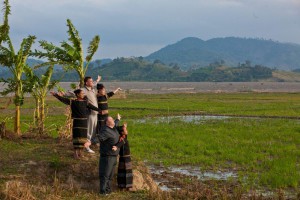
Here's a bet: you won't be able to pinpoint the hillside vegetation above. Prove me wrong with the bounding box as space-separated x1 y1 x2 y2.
1 57 291 82
146 37 300 71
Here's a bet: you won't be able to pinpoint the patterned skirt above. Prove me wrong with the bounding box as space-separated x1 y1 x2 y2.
117 155 133 188
72 118 88 149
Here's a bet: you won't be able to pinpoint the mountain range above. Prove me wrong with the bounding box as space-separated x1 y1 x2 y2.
145 37 300 71
1 37 300 82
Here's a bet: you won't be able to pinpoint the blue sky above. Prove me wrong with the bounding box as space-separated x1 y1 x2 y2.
6 0 300 59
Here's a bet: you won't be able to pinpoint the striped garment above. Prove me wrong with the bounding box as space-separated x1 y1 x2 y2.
53 94 99 149
72 118 88 149
117 137 133 188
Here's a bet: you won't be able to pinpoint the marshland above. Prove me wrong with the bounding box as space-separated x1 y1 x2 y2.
1 88 299 199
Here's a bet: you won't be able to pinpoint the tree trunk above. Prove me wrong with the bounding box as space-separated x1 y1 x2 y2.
39 98 45 134
79 78 84 88
34 98 40 126
15 105 21 135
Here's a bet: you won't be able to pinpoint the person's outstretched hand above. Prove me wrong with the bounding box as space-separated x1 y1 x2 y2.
96 75 102 82
112 146 118 151
57 91 64 97
117 113 121 120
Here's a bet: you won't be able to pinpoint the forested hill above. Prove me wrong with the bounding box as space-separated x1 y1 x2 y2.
145 37 300 71
55 58 283 82
1 57 300 82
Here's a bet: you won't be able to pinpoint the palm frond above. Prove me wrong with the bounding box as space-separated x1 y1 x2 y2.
23 64 34 78
48 80 59 91
85 35 100 62
31 40 73 63
33 61 71 72
66 19 82 54
0 45 13 66
6 36 15 55
40 65 54 87
21 35 36 56
61 41 80 60
2 0 10 27
23 65 39 93
0 0 10 44
38 40 56 52
16 35 36 63
15 35 35 76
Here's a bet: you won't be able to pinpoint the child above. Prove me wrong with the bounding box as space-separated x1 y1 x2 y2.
51 89 99 159
112 123 133 190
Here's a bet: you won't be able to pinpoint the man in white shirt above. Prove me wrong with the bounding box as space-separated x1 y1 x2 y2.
81 76 101 153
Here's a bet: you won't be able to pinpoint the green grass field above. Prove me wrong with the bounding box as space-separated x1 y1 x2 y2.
0 92 299 193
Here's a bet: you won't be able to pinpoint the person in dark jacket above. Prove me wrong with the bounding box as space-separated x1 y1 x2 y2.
51 89 99 159
98 114 125 195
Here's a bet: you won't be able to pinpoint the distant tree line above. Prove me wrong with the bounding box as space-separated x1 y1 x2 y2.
188 60 273 82
0 57 275 83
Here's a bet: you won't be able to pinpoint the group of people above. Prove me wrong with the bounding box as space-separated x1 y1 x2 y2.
51 76 133 195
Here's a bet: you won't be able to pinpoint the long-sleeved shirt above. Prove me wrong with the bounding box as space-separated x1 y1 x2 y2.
97 91 114 112
54 94 99 118
82 86 98 115
99 119 125 156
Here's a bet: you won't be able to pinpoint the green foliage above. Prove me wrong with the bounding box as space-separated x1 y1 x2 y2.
1 57 296 82
188 62 273 82
66 18 82 58
49 154 63 170
111 93 300 189
31 19 100 87
0 0 10 44
23 64 58 133
89 57 188 81
69 83 77 89
0 35 36 107
23 65 58 95
86 35 100 63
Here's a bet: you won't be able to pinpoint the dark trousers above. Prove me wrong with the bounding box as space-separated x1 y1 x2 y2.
99 155 117 194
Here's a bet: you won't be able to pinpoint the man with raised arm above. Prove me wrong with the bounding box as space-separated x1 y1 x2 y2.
81 75 101 153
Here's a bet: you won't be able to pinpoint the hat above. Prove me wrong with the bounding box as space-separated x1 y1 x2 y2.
96 83 105 90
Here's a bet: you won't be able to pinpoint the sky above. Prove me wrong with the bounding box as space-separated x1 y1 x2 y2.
5 0 300 59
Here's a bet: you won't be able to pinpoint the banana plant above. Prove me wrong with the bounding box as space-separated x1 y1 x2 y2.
32 19 100 87
0 36 36 135
0 0 36 135
23 65 58 134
